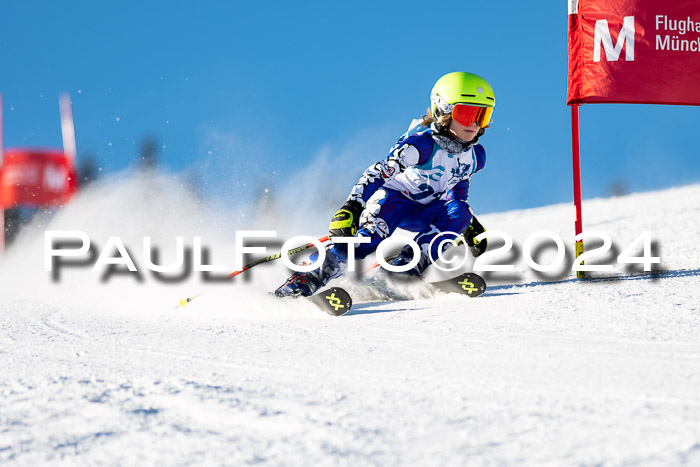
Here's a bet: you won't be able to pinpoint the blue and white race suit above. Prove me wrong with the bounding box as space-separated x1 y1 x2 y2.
343 119 486 261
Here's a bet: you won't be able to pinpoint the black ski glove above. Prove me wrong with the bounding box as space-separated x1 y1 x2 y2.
329 200 363 237
464 216 487 257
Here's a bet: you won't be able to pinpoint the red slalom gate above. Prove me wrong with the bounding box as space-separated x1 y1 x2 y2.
0 93 78 252
0 149 77 208
567 0 700 278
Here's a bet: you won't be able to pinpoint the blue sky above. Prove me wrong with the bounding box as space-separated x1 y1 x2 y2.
1 1 699 215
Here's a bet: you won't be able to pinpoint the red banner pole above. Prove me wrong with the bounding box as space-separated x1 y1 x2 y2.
571 104 584 279
0 93 4 255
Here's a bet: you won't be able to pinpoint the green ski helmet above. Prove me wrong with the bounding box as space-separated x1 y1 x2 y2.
430 72 495 128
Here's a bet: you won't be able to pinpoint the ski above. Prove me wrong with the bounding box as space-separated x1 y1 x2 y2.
347 271 487 302
428 272 487 298
353 272 486 300
307 287 353 316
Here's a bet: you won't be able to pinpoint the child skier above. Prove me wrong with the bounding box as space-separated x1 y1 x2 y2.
275 71 494 297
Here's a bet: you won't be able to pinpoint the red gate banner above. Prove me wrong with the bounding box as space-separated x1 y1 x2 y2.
0 149 77 208
567 0 700 105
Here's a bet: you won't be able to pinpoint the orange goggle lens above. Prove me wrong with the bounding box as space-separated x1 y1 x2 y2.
451 104 493 128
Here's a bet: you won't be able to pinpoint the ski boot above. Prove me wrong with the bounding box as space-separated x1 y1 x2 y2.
274 270 325 297
274 245 348 297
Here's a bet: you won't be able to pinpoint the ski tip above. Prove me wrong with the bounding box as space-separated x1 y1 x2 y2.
310 287 353 316
454 273 487 298
431 272 487 298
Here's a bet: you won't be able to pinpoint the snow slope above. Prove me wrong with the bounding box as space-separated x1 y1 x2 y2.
1 176 700 466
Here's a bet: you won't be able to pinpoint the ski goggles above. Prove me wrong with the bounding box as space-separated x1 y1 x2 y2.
450 104 493 128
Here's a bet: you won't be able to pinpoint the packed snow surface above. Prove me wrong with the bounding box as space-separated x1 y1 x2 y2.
1 176 699 466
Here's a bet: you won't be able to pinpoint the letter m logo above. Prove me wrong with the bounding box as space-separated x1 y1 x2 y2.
594 16 635 62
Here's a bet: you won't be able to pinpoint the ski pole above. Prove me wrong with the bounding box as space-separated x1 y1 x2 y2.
177 235 330 308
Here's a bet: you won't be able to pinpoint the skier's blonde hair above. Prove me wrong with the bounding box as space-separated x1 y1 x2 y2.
421 108 451 128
